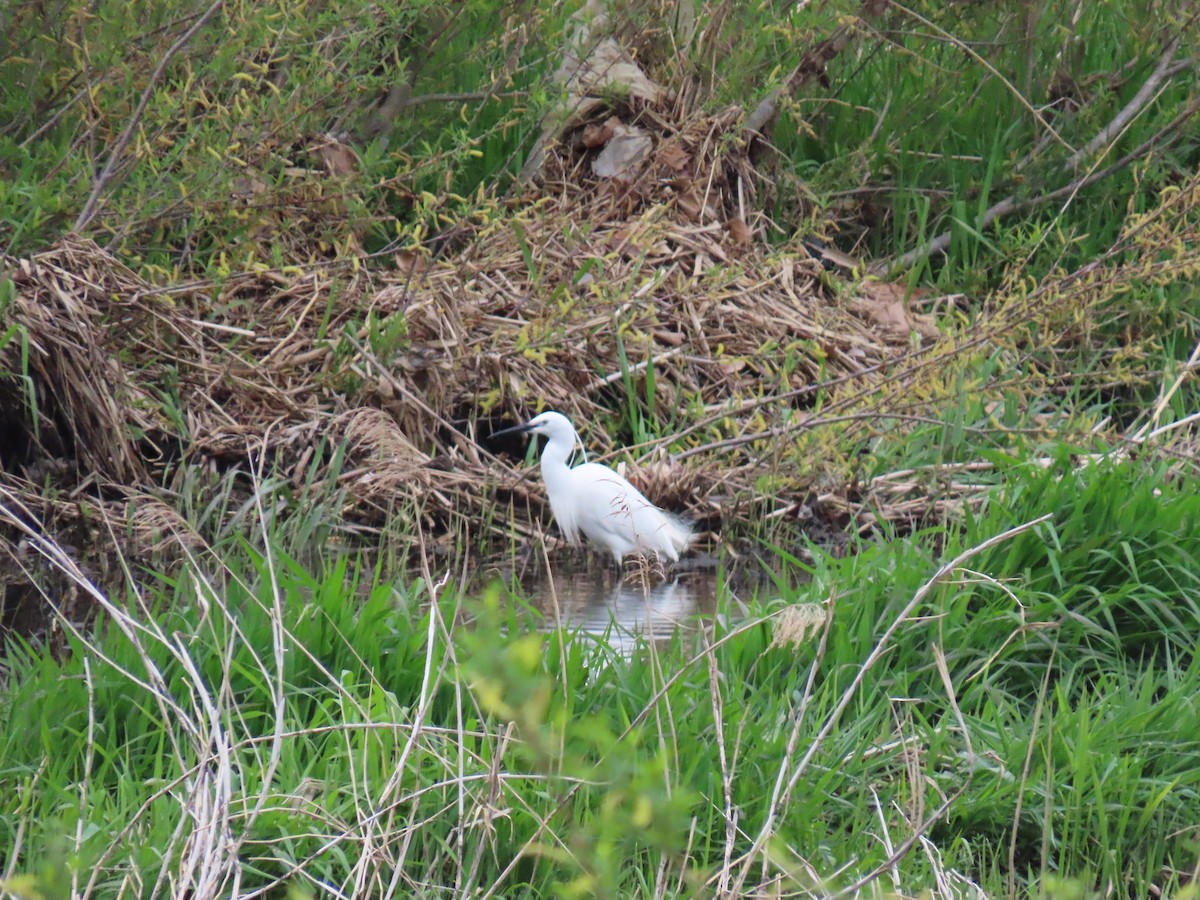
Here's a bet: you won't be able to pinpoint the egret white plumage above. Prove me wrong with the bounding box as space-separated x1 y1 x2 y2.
492 411 694 565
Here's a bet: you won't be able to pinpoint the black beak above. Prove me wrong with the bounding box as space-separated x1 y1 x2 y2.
489 421 534 440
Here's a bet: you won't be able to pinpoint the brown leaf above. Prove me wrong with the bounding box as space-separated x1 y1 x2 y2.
231 176 267 198
849 282 940 341
609 225 645 256
582 116 621 148
656 142 690 172
653 329 685 346
726 218 752 245
394 251 427 280
675 183 717 223
310 135 360 176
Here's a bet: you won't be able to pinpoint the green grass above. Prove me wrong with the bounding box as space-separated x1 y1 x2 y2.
755 2 1199 285
0 0 566 271
4 0 1196 292
3 457 1199 897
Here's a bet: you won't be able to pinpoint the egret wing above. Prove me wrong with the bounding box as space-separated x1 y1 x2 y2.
571 463 691 561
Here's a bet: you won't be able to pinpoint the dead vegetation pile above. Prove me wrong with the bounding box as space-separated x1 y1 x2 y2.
3 86 1199 576
0 101 917 560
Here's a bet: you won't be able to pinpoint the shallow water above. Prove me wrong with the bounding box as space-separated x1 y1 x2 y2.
512 556 757 652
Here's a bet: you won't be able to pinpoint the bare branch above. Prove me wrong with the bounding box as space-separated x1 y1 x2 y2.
876 40 1197 276
1067 37 1186 168
743 0 889 137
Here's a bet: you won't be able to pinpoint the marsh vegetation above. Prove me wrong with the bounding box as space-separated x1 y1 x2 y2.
2 0 1200 896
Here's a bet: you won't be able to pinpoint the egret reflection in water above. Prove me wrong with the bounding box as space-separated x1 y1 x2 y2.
527 567 720 651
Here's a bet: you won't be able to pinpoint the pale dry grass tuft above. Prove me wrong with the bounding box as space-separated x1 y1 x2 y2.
769 602 828 650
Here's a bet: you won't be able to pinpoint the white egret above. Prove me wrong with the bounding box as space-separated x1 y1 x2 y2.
492 411 694 565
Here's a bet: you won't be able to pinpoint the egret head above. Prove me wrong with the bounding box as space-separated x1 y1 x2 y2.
491 410 578 444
